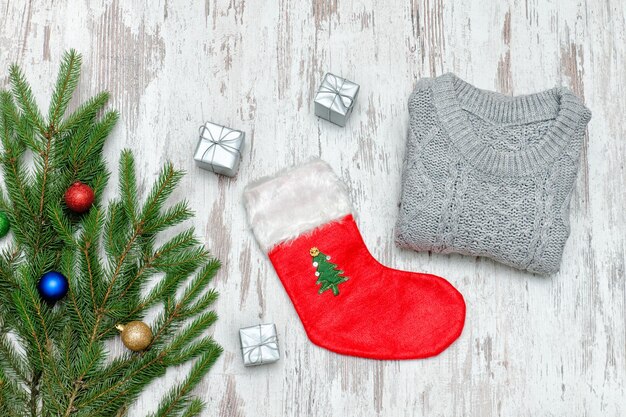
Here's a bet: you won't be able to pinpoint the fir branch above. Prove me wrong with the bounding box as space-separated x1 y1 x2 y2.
104 200 130 260
11 289 47 372
134 259 220 320
119 150 138 224
165 313 218 363
29 370 41 417
115 229 207 303
78 208 105 319
0 50 221 416
143 201 193 235
75 350 164 411
179 399 204 417
33 116 54 248
0 366 29 416
0 90 33 154
0 93 38 228
0 330 29 383
165 337 220 367
68 110 118 180
8 64 46 136
48 50 81 129
2 153 39 248
17 278 69 411
0 247 20 305
90 221 141 342
183 289 219 317
58 91 109 134
150 344 222 417
96 161 182 328
140 163 184 223
48 204 75 245
149 262 221 354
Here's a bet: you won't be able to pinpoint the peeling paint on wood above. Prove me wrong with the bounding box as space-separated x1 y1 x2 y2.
0 0 624 416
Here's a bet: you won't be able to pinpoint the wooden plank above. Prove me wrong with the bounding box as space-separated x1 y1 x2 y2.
0 0 624 415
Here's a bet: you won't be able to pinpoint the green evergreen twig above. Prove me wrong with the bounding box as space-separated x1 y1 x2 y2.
0 50 221 417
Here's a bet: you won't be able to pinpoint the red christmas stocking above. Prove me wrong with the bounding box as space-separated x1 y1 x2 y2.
244 159 465 359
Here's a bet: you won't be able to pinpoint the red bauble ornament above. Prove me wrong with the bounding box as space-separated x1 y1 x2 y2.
64 181 95 213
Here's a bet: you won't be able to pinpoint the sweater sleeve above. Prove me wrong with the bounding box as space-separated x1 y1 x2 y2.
396 79 441 250
407 78 439 145
403 79 440 175
562 105 592 163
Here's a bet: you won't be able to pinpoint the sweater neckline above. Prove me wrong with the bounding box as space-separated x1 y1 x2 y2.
430 73 590 176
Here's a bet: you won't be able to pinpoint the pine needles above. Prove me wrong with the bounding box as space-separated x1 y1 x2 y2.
0 50 222 416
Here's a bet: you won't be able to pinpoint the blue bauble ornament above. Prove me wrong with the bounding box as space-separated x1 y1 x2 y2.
37 271 69 302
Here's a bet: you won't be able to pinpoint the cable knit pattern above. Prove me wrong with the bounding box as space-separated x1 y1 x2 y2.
395 73 592 274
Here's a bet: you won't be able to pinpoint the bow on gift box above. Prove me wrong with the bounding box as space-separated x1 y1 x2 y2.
317 74 357 119
197 124 242 172
240 325 279 365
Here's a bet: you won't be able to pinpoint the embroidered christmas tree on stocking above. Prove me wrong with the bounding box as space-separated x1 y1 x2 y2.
311 247 348 295
244 159 465 360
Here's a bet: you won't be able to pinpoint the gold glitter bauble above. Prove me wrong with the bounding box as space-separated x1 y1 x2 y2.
309 247 320 257
115 321 153 352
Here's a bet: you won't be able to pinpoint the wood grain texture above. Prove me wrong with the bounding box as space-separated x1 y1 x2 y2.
1 0 624 415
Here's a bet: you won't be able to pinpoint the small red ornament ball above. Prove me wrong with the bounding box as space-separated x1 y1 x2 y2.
64 181 94 213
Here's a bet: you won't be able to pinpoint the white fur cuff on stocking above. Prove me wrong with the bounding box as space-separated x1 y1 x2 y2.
243 159 352 252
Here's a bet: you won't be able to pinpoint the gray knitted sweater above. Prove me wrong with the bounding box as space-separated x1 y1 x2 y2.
395 73 591 274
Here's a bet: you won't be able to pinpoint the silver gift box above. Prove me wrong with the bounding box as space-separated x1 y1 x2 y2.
314 73 360 127
194 121 245 177
239 323 280 367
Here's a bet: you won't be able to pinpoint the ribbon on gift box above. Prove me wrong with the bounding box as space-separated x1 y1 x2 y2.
241 325 279 365
197 124 242 172
316 74 356 120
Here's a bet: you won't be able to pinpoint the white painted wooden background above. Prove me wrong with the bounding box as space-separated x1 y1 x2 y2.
1 0 624 416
